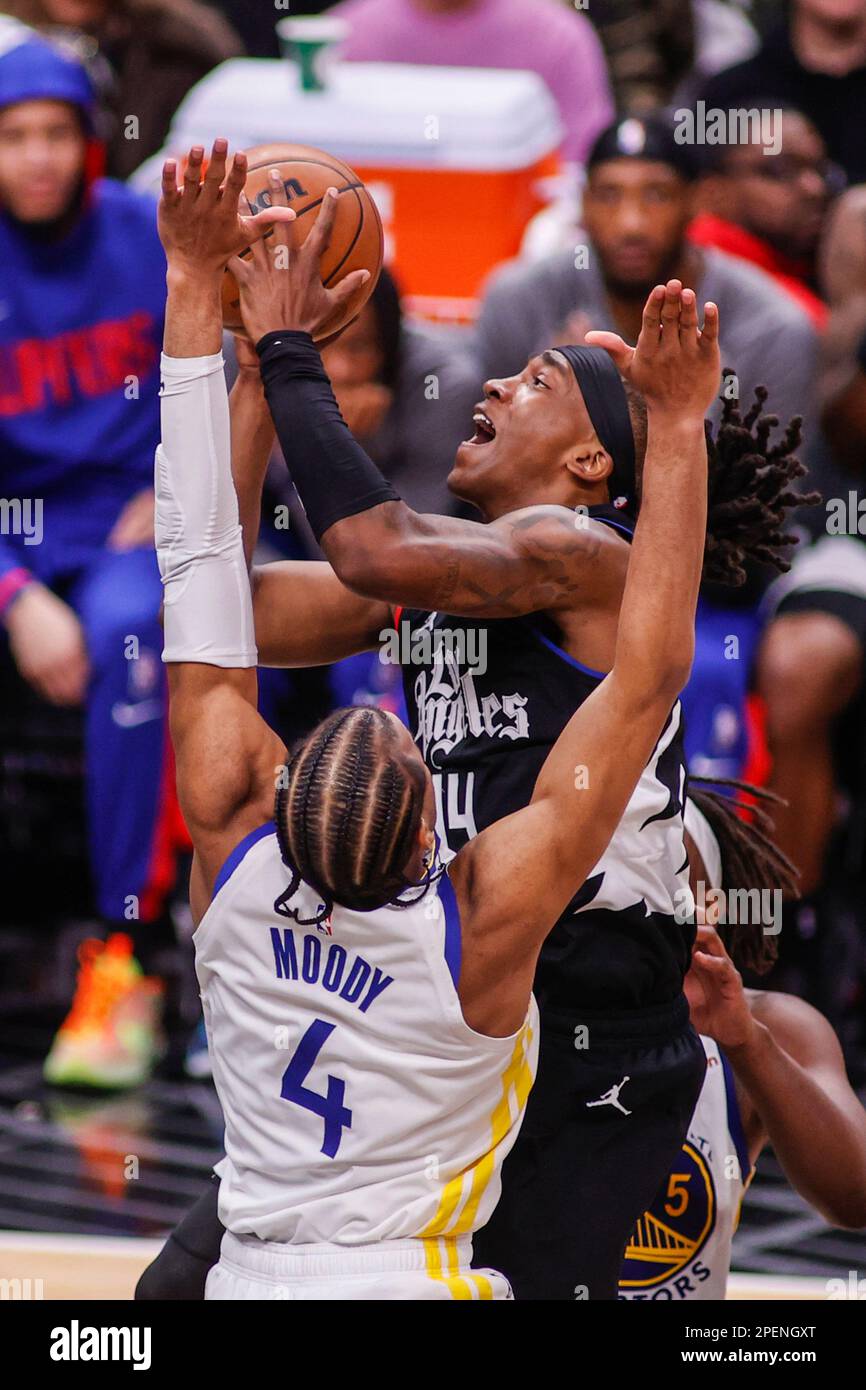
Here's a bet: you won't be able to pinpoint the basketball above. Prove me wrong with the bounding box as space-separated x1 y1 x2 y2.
222 142 384 339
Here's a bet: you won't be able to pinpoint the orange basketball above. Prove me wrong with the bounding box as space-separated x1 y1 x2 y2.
222 142 383 340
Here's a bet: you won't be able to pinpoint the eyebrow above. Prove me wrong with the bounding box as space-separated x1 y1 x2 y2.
539 350 569 376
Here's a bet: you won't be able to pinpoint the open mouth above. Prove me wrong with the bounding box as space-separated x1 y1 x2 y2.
464 408 497 446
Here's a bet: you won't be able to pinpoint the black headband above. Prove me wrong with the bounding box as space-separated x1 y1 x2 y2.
553 344 637 515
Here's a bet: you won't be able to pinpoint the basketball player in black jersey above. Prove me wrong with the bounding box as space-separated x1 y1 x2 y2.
138 171 808 1301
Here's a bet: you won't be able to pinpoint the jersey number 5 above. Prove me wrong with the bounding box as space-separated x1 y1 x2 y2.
280 1019 352 1158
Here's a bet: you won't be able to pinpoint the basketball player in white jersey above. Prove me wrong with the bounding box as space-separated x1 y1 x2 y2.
153 139 718 1300
620 791 866 1300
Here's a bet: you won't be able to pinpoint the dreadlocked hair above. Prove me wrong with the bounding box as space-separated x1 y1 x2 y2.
274 706 427 925
688 777 800 975
702 379 820 585
623 379 820 587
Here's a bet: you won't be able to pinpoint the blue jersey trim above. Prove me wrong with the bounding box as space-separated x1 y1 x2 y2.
212 821 276 901
437 868 462 988
593 515 635 540
527 623 608 681
720 1049 751 1183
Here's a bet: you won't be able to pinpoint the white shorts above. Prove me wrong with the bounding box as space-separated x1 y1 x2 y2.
205 1230 513 1301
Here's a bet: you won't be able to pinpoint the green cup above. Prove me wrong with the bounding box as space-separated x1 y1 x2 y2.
276 15 349 93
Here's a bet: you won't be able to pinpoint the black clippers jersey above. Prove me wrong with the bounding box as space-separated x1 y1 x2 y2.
400 507 694 1014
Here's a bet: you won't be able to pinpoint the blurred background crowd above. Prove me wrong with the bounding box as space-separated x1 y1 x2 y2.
1 0 865 1117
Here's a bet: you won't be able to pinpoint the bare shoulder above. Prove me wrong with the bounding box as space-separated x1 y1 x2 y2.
746 989 845 1070
493 504 629 564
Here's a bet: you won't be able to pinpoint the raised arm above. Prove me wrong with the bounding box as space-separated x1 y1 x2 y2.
156 140 292 916
229 336 276 569
228 174 620 621
451 282 719 1034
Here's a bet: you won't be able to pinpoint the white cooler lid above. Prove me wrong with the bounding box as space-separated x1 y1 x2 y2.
141 57 563 174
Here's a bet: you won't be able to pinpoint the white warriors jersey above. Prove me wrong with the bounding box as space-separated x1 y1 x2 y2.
194 821 538 1251
619 1037 753 1300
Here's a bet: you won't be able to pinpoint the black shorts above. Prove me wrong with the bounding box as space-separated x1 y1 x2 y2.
471 995 707 1301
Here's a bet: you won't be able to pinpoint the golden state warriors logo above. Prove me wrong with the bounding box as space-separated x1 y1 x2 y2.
620 1141 715 1288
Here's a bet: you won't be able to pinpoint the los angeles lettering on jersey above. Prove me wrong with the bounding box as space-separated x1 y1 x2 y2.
270 928 393 1013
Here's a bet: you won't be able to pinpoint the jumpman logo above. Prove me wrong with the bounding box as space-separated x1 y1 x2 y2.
586 1075 632 1116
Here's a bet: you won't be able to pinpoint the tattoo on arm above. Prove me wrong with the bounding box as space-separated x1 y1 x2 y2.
442 513 606 614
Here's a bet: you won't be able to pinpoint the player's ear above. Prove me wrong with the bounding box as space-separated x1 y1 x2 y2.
565 443 613 487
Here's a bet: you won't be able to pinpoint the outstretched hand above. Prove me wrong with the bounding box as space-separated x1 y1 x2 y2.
585 280 720 419
228 169 370 345
158 139 296 276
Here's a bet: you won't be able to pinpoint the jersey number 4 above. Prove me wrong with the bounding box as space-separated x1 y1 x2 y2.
280 1019 352 1158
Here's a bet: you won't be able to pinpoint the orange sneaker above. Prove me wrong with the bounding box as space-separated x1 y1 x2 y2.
43 933 163 1089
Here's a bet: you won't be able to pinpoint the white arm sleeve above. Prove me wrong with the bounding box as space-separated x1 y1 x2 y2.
155 351 257 668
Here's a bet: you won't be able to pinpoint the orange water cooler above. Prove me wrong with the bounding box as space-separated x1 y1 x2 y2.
138 57 564 323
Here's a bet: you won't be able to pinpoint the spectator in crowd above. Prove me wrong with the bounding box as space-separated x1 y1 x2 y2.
330 0 615 166
590 0 759 112
756 185 866 943
589 0 696 112
475 114 819 438
0 35 171 1086
689 104 843 330
213 0 283 58
1 0 242 178
474 113 821 786
697 0 866 185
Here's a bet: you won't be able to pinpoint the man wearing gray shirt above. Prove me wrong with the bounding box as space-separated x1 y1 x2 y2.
475 115 818 443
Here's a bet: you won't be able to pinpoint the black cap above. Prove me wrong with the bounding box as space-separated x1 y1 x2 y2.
586 113 698 182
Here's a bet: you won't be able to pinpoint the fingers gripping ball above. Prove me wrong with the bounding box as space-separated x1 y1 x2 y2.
222 143 384 340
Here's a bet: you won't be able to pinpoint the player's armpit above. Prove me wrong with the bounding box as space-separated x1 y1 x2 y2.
323 504 625 618
251 560 391 667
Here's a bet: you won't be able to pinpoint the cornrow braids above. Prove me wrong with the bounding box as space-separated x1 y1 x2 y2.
702 378 821 587
688 777 800 975
274 706 427 923
623 379 821 588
